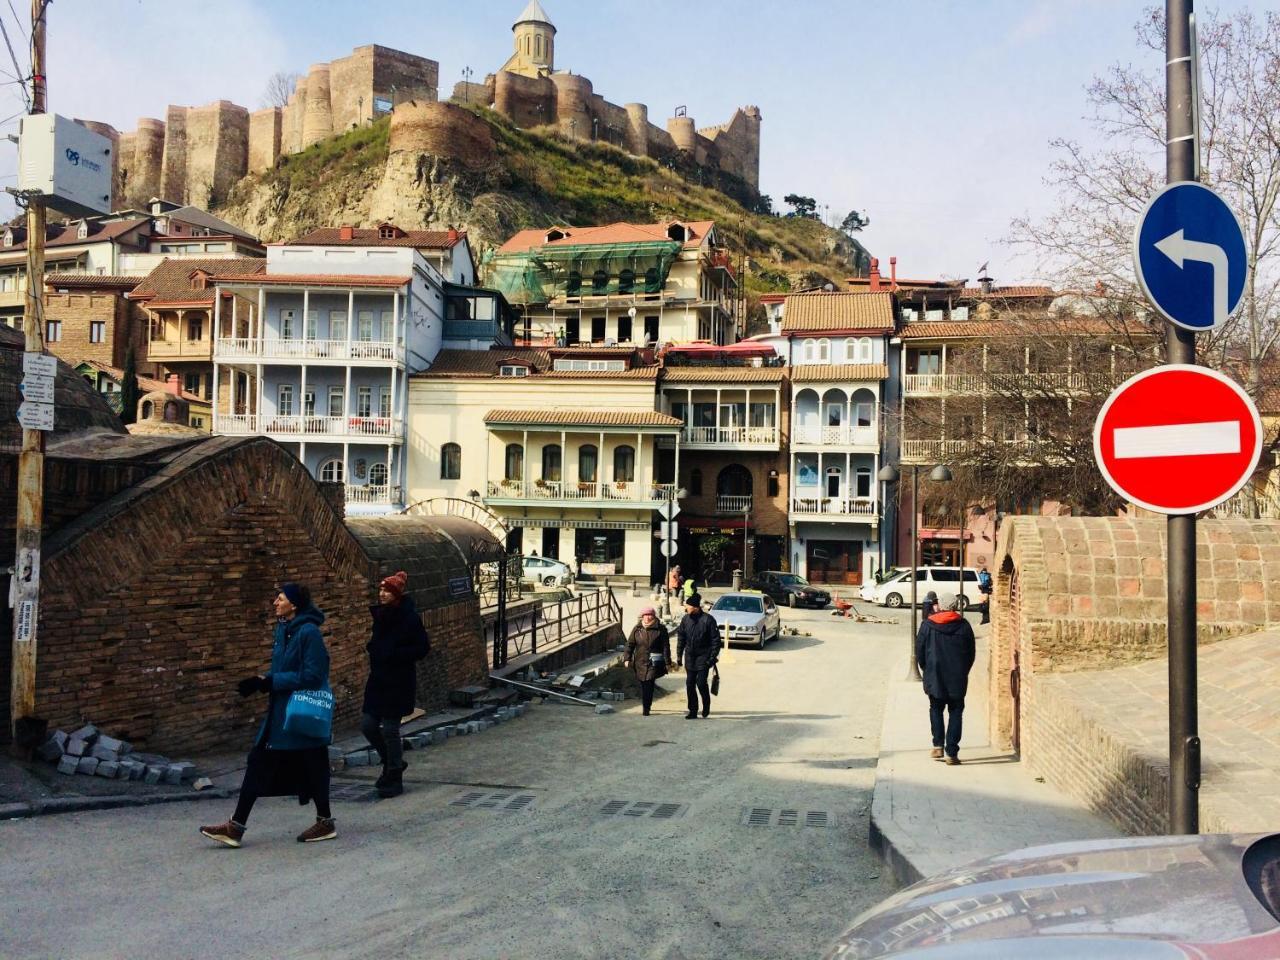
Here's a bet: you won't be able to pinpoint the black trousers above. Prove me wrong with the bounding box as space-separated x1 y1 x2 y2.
640 679 656 714
234 745 332 825
929 695 965 758
686 666 711 716
361 712 404 771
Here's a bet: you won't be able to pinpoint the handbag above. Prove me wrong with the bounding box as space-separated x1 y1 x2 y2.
283 686 334 741
710 665 721 697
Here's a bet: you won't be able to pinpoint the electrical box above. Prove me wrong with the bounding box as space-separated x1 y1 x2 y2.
17 113 112 217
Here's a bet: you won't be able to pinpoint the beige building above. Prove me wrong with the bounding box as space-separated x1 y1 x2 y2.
409 346 680 580
488 219 737 348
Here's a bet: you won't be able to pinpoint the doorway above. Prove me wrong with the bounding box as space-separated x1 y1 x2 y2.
806 540 863 584
541 527 559 560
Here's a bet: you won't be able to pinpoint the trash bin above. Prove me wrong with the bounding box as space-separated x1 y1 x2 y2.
731 570 743 590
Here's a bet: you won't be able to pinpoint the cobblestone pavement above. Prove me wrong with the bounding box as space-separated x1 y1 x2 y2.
0 598 899 960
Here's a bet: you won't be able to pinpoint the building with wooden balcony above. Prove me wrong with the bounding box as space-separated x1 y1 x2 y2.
487 219 738 347
409 346 678 580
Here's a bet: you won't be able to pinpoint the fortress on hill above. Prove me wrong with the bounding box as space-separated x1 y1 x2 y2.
84 1 760 211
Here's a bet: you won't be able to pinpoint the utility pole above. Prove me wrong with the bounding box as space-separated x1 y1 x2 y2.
1166 0 1200 835
11 0 47 749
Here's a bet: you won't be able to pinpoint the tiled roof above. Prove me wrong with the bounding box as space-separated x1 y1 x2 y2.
162 206 260 243
959 285 1055 299
781 292 895 333
899 318 1123 340
45 274 139 290
788 364 889 382
416 348 659 379
77 359 204 403
484 409 682 428
130 257 264 306
213 273 409 289
899 321 1010 340
288 226 464 249
660 367 785 383
0 216 149 253
498 220 715 254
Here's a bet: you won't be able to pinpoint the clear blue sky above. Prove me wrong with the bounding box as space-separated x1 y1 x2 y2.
1 0 1273 281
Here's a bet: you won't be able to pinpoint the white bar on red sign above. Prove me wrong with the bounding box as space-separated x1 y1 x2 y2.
1113 420 1240 459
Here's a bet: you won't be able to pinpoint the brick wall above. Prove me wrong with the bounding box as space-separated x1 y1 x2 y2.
417 598 487 713
678 450 789 537
44 291 139 371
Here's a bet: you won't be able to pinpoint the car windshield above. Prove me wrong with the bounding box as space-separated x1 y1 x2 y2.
713 596 764 613
776 574 808 586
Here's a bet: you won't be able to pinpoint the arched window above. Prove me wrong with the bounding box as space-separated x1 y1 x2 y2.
566 271 582 297
504 443 523 482
441 442 461 480
803 338 816 362
578 444 598 482
141 400 153 419
163 401 179 422
613 445 635 483
369 462 389 486
644 267 661 293
857 337 873 362
320 459 344 483
817 338 830 362
618 269 635 294
535 34 542 58
592 269 609 294
716 464 753 497
541 444 561 482
843 338 856 362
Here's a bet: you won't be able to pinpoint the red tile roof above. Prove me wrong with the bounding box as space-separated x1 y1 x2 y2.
129 257 265 306
660 367 785 383
498 220 716 254
484 408 682 428
788 364 889 382
45 274 139 290
1 217 149 253
287 225 465 249
959 285 1055 299
781 292 896 333
899 321 1010 340
213 273 410 288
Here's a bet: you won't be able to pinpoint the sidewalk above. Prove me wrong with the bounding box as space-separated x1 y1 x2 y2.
869 631 1119 886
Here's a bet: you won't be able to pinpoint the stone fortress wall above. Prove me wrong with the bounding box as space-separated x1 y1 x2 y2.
82 44 440 210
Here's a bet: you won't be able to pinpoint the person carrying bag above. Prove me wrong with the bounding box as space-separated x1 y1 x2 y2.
624 605 671 716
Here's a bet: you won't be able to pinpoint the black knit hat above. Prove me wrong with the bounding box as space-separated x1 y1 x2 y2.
685 593 702 608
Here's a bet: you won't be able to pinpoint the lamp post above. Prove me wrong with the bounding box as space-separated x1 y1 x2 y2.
742 502 751 585
907 463 952 680
877 464 900 579
663 485 688 617
461 65 473 103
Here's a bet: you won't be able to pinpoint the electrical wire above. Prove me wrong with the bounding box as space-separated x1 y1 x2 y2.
0 6 28 112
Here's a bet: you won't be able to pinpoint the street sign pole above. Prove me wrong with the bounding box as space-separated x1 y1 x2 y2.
1166 0 1199 834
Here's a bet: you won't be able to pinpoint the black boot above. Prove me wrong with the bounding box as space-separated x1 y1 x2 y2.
377 766 404 798
374 762 390 789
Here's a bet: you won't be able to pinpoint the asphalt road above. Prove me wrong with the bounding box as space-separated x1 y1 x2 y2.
2 595 904 960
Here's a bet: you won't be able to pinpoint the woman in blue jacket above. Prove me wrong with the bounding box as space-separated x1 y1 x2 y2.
200 582 335 848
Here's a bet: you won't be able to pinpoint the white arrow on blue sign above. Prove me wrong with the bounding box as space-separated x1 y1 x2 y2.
1133 181 1249 332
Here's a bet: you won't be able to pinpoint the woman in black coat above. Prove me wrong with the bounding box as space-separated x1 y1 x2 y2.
624 606 671 716
361 571 430 798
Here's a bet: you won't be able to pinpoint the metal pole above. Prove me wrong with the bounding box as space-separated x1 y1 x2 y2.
1166 0 1199 835
742 504 749 580
958 504 967 608
664 488 672 617
10 0 47 750
908 466 921 680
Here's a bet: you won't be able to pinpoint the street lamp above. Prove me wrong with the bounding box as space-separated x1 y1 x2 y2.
742 502 751 585
663 485 688 616
877 464 900 578
461 65 473 103
906 462 952 680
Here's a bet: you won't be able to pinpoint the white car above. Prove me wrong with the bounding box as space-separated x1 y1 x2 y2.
521 555 573 587
860 566 981 609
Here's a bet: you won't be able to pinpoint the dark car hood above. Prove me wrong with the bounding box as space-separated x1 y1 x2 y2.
826 835 1280 959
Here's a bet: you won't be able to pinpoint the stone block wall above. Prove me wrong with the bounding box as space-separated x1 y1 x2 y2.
186 100 250 208
248 108 282 174
387 101 496 171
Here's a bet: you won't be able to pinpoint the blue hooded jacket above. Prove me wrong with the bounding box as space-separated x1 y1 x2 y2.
258 605 331 751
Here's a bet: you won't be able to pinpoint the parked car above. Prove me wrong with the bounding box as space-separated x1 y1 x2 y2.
520 555 573 587
747 571 831 608
709 592 781 649
824 832 1280 959
859 566 980 609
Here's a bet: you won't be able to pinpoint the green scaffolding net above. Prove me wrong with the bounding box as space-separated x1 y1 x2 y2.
485 240 682 305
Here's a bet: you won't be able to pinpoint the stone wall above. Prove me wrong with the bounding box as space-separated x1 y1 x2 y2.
387 100 497 171
248 108 282 175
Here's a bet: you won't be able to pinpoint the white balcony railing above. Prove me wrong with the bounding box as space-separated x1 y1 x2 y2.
790 497 878 517
793 425 878 446
903 373 985 395
904 371 1122 396
215 337 404 363
900 439 975 463
218 414 403 439
681 425 778 446
716 495 753 514
486 480 677 503
1210 490 1280 519
346 484 402 506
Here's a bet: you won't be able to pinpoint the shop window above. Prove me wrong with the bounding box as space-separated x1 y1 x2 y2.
441 443 461 479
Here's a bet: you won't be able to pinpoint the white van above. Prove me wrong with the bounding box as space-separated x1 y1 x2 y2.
860 567 981 609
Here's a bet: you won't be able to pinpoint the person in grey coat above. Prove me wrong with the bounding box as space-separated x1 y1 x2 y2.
915 592 976 765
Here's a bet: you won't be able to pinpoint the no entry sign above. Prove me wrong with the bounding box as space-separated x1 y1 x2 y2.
1093 365 1262 515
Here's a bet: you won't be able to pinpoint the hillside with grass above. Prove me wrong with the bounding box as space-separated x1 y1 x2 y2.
215 105 867 306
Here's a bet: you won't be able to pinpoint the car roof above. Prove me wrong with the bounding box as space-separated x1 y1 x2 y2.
716 591 766 599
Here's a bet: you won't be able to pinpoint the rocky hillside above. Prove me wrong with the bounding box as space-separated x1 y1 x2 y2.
215 102 866 297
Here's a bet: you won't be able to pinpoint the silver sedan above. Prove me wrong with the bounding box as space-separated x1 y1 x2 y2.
710 592 781 649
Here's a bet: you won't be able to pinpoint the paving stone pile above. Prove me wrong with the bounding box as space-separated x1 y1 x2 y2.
38 724 197 786
339 703 531 768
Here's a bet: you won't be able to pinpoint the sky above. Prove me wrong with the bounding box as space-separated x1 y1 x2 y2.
0 0 1274 282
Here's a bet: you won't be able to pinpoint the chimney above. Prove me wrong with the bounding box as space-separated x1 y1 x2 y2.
978 270 994 295
446 225 460 244
868 257 881 292
166 373 181 396
889 256 898 291
339 225 355 241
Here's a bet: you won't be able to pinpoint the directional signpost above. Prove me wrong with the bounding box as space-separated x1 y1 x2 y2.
658 498 680 614
18 351 55 432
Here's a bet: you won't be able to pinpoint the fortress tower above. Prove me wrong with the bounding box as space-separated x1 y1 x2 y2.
501 0 555 78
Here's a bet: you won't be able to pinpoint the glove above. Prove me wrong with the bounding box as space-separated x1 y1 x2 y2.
237 675 268 697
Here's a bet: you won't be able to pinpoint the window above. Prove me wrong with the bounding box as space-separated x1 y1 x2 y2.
280 310 295 339
643 315 659 343
150 314 165 341
45 320 61 342
818 338 830 362
187 316 203 341
592 270 608 295
499 364 530 377
357 310 374 341
504 443 524 481
614 445 635 483
357 385 372 417
690 468 702 495
183 372 201 395
856 466 872 498
328 386 344 418
578 444 598 482
191 416 204 429
552 358 625 372
618 314 632 342
908 349 942 375
305 311 318 341
825 468 841 498
767 470 780 498
826 402 843 427
277 383 294 416
380 310 394 341
369 462 389 486
618 269 635 294
856 402 873 428
566 272 582 297
89 321 105 344
378 224 397 239
304 389 315 417
803 339 816 362
644 268 661 294
379 386 392 418
858 337 873 362
541 444 562 482
329 310 347 342
319 458 344 482
843 338 856 362
441 443 461 479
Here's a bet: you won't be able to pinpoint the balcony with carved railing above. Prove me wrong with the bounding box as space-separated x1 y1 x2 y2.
214 337 405 364
900 438 976 463
674 424 779 450
217 414 403 440
790 497 879 521
715 495 752 514
1209 490 1280 519
904 371 1125 396
485 479 678 507
148 337 213 361
792 424 878 448
345 484 403 507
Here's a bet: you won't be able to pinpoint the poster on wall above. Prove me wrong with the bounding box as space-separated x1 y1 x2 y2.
582 562 616 576
797 462 819 486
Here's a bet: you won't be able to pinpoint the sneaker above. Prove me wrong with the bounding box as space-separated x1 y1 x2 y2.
930 748 944 759
945 756 961 766
200 820 245 848
296 817 337 843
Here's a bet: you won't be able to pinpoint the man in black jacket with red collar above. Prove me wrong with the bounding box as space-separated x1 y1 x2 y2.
915 591 976 765
676 593 721 719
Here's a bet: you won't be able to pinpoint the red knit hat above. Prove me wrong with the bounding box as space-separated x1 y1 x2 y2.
380 570 408 601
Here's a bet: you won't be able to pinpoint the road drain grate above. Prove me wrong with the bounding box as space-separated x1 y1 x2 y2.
450 790 536 813
600 800 688 820
329 781 381 803
741 807 836 828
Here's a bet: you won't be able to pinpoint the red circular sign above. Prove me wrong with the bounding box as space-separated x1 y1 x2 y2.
1093 365 1262 515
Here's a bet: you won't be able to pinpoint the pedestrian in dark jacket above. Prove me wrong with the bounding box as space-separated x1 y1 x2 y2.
201 582 335 847
361 570 430 798
676 593 721 719
921 590 938 619
624 606 671 716
977 567 993 625
915 592 976 765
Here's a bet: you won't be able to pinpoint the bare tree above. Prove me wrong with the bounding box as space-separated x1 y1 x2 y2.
261 71 301 109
